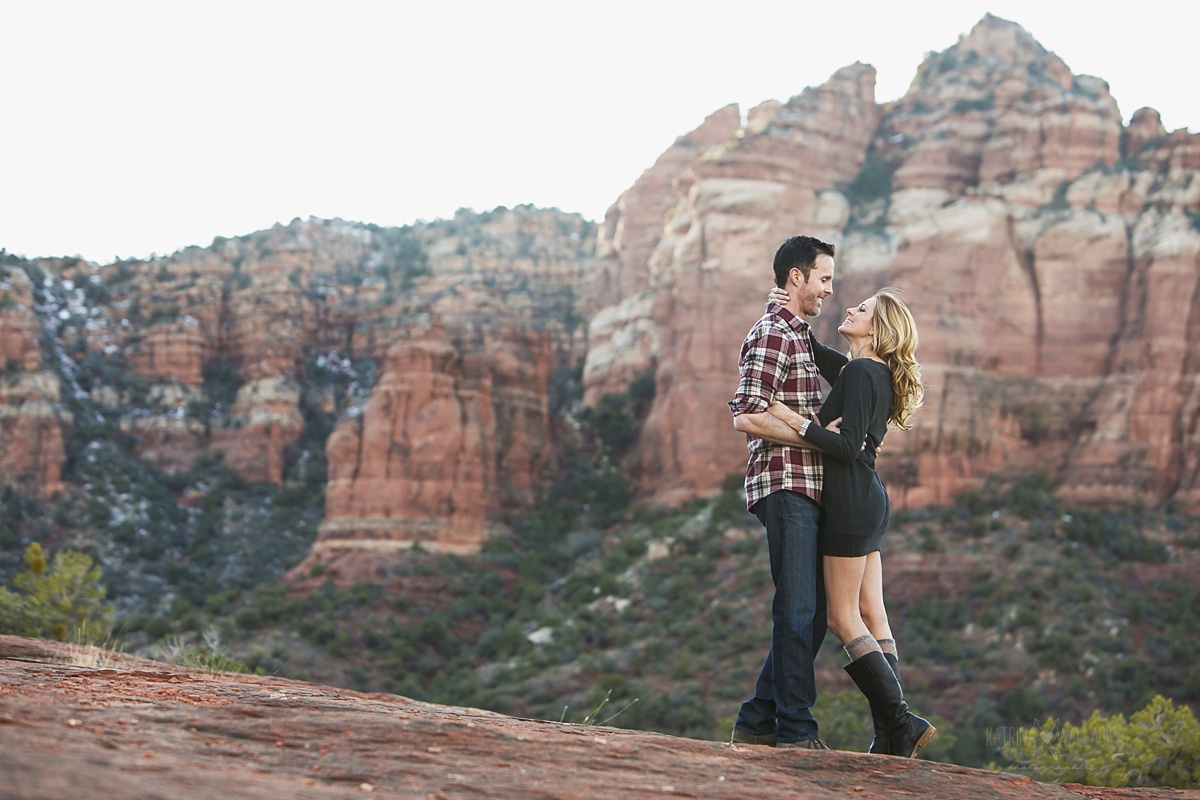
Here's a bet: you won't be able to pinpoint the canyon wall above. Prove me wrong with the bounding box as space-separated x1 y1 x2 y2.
583 14 1200 510
3 14 1198 559
1 208 592 557
0 264 70 497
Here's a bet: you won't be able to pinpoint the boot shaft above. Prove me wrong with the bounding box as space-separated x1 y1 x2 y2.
844 650 935 758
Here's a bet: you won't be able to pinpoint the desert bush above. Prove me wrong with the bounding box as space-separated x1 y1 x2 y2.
0 543 113 640
1000 695 1200 788
159 629 250 674
845 152 893 203
581 366 656 461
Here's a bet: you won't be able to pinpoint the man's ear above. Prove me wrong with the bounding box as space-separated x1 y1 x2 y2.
789 267 802 287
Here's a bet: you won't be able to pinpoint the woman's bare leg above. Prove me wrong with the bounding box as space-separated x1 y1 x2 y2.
823 554 872 646
859 551 893 644
835 551 935 757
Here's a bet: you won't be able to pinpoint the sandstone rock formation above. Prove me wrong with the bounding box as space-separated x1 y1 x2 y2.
313 324 553 558
5 635 1193 800
0 371 70 497
1 207 592 556
0 266 44 374
4 13 1199 557
0 263 70 497
583 14 1200 510
306 208 591 558
213 376 306 486
585 104 742 403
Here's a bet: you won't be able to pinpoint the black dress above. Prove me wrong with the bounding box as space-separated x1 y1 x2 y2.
803 358 894 557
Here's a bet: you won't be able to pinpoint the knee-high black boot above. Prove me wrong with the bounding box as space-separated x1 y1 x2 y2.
866 652 901 754
845 650 935 758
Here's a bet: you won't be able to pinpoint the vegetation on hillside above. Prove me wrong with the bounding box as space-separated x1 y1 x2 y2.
23 462 1182 778
1000 695 1200 788
1 212 1199 790
0 542 112 640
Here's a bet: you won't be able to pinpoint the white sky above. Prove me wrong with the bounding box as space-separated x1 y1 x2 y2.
2 1 1197 263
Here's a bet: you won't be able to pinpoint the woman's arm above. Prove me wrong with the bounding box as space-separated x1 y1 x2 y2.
802 362 876 463
807 329 848 385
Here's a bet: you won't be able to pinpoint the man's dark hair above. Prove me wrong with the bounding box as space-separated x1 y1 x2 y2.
773 235 835 288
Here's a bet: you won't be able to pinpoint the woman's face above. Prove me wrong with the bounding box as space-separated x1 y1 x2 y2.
838 296 877 339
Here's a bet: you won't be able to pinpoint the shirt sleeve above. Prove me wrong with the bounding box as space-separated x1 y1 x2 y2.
728 326 791 417
803 360 877 463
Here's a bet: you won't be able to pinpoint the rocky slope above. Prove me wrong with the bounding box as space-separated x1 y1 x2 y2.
3 635 1193 800
0 263 71 496
1 207 593 561
585 14 1200 509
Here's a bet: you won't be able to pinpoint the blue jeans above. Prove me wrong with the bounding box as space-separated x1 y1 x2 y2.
735 490 827 743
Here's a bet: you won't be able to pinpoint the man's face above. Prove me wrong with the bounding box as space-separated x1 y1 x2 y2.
791 254 835 317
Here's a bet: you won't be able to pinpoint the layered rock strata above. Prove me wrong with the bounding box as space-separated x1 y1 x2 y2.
583 14 1200 510
3 207 592 555
0 264 70 496
314 324 553 557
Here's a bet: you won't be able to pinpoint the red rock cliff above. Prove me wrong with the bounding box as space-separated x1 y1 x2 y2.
313 323 553 559
2 208 590 558
0 264 70 497
584 14 1200 511
307 208 589 562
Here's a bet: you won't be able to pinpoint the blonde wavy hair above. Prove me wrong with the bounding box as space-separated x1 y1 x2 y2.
870 288 924 431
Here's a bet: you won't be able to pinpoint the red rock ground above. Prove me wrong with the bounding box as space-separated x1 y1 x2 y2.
2 636 1195 800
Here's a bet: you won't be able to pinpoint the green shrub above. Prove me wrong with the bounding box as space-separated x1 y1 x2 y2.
0 486 28 551
953 95 994 114
845 152 893 203
159 631 250 674
585 393 639 456
1000 695 1200 788
1001 684 1048 724
146 304 181 324
710 472 748 526
581 366 656 460
0 543 114 640
201 358 243 412
1061 510 1168 564
1010 471 1056 519
588 469 629 527
810 690 878 752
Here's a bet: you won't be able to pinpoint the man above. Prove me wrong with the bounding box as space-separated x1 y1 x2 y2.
727 235 839 749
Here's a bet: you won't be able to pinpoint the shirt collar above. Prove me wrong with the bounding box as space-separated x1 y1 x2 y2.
767 302 810 334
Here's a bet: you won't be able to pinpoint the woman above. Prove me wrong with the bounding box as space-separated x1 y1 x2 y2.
766 284 934 758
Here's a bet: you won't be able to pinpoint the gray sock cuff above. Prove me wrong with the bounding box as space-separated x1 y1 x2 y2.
877 638 898 658
843 634 882 661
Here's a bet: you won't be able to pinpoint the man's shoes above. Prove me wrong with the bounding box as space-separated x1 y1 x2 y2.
777 737 830 750
730 728 778 747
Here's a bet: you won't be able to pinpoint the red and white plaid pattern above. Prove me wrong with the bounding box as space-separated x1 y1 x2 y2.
728 304 824 511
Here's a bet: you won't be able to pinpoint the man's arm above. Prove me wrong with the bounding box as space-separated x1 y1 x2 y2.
729 323 821 448
733 410 818 448
730 324 794 445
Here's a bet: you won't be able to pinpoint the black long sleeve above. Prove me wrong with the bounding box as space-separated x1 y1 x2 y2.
807 329 847 386
803 360 880 463
804 358 893 543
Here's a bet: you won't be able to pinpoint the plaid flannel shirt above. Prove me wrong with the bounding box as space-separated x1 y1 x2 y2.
728 304 824 511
